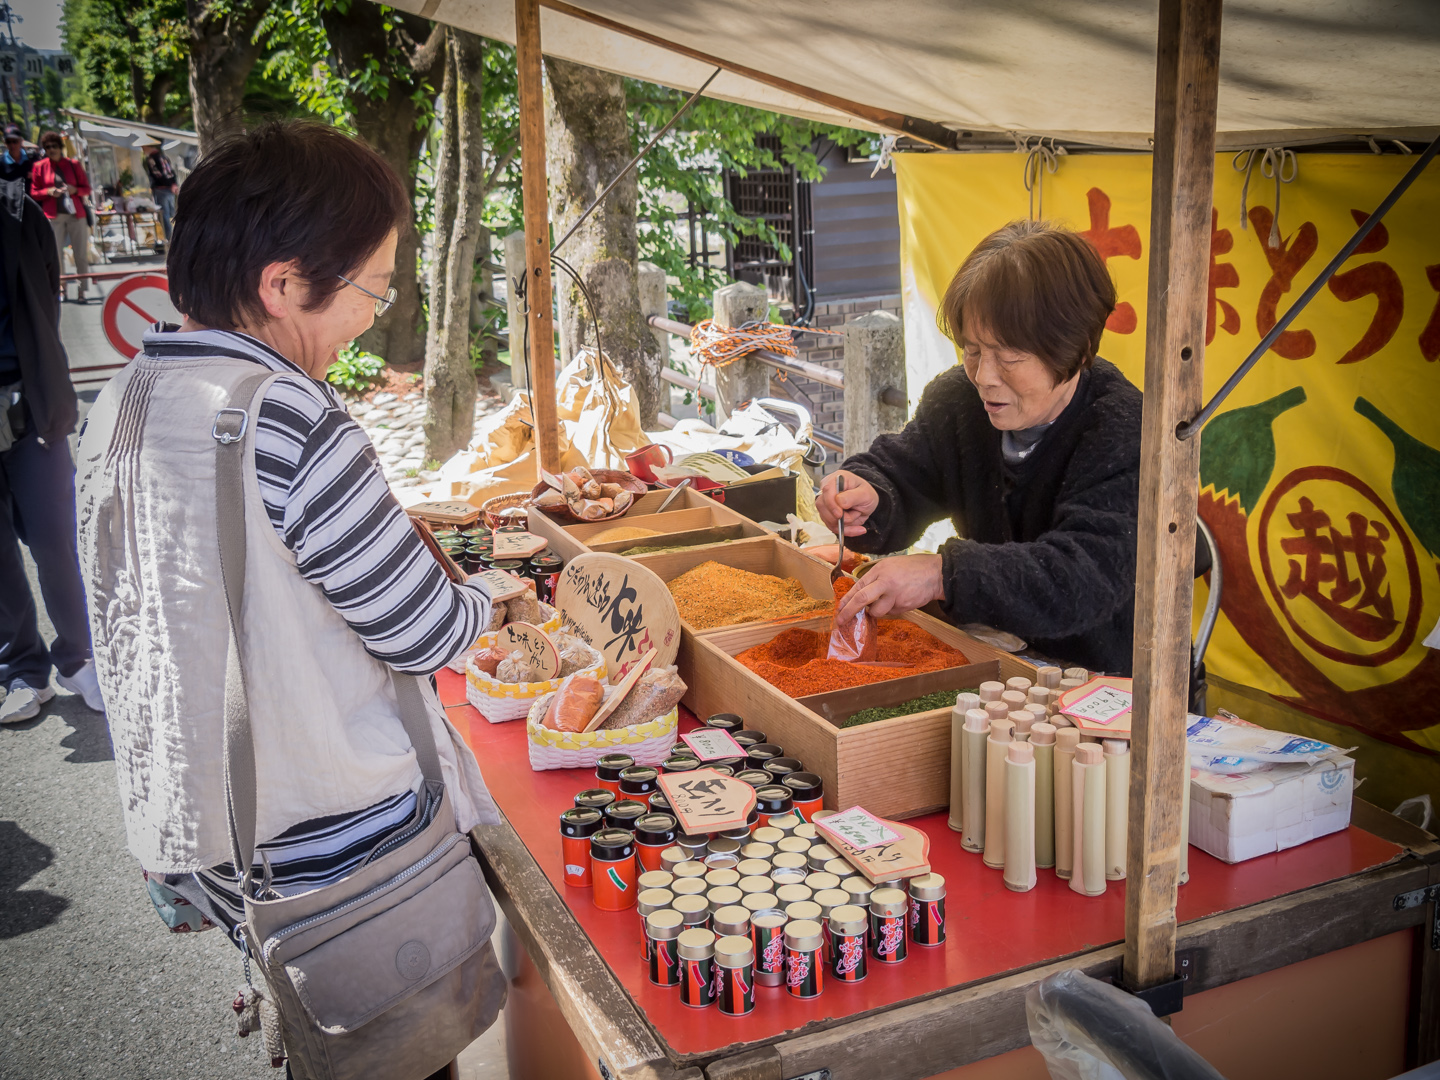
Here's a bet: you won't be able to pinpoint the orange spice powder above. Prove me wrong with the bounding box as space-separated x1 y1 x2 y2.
736 620 969 697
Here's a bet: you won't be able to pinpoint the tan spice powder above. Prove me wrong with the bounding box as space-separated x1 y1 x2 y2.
667 561 832 630
590 525 661 544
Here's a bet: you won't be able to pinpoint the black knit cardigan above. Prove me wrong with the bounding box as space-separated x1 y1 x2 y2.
841 358 1144 675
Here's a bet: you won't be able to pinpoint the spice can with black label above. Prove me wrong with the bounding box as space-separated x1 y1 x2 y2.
648 791 671 815
661 756 699 774
869 888 909 964
762 757 803 779
829 904 869 983
619 765 659 801
647 908 684 987
909 873 947 946
734 769 773 789
754 786 794 829
574 788 615 813
527 553 564 604
715 935 756 1017
604 799 648 834
783 772 825 821
745 743 784 769
559 807 603 887
751 910 788 987
785 919 825 999
678 928 718 1008
704 713 744 732
594 753 634 796
732 729 767 747
591 829 638 911
712 905 750 941
633 812 677 873
636 889 675 961
813 888 850 962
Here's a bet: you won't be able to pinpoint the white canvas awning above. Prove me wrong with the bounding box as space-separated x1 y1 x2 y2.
385 0 1439 149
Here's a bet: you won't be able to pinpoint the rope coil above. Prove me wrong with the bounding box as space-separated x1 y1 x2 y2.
688 319 837 369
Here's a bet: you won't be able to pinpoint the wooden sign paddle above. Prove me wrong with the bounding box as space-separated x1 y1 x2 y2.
553 553 681 679
581 647 658 733
1058 676 1134 739
495 622 560 680
816 806 932 883
658 768 758 834
474 568 533 603
491 530 550 560
407 500 481 526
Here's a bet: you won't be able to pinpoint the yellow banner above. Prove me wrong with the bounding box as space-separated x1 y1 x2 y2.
894 152 1440 757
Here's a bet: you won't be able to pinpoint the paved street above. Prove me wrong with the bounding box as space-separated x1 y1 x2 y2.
1 268 510 1080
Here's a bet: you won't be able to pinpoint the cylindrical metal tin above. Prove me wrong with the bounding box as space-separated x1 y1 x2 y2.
753 786 794 829
784 899 821 925
648 791 671 815
712 905 750 940
813 888 850 962
718 825 752 843
841 876 874 909
527 553 563 604
659 846 689 874
706 836 741 858
741 892 779 915
767 813 802 835
776 836 811 855
740 841 776 861
638 870 673 892
676 833 710 860
738 876 772 897
661 756 700 774
673 893 712 931
603 799 648 833
731 730 768 748
805 871 841 894
559 807 603 887
633 812 677 872
793 823 818 841
677 928 718 1008
784 919 825 999
672 860 707 880
706 885 743 913
750 827 784 846
762 757 803 778
782 772 824 821
734 769 773 789
618 766 659 800
824 858 852 878
714 935 756 1017
671 878 706 897
637 888 675 961
704 868 741 889
869 888 909 964
736 858 771 878
745 744 784 769
646 908 684 987
908 873 947 946
704 713 744 732
771 852 808 874
806 844 838 871
751 910 788 987
702 853 740 872
594 752 635 797
590 829 638 911
574 788 616 813
829 904 869 983
775 882 812 907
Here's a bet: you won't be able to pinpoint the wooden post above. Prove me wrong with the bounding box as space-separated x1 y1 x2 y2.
515 0 561 473
842 310 906 456
503 229 529 393
1124 0 1223 991
712 281 770 425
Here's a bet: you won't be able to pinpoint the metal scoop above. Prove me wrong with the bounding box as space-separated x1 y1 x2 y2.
831 475 854 584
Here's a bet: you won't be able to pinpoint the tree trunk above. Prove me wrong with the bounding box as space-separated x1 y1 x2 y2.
544 58 662 426
423 28 485 462
185 0 265 153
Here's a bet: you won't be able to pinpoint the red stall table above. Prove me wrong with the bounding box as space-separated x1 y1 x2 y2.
438 669 1440 1080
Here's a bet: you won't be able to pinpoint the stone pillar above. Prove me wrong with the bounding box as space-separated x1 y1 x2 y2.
843 310 906 457
637 261 668 359
503 229 529 392
712 280 770 426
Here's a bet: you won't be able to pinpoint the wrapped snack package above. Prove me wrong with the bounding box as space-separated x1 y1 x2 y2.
496 649 538 684
544 673 605 732
485 601 508 633
827 576 877 662
506 593 545 625
553 629 596 677
471 644 509 678
600 666 687 730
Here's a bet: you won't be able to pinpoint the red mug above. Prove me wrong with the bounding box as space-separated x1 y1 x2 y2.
625 443 673 483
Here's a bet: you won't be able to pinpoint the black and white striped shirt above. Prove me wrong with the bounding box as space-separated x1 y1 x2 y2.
142 327 490 675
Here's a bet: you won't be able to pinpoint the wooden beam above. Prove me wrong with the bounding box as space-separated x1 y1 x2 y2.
537 0 956 149
1124 0 1224 991
515 0 563 474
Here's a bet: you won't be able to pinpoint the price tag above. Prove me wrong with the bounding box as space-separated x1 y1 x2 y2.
815 806 903 851
474 569 532 602
680 728 745 762
1058 676 1134 738
818 811 932 884
496 622 559 680
491 531 549 559
657 769 757 834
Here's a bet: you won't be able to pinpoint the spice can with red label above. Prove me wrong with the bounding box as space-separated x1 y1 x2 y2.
559 807 603 887
783 772 825 821
636 888 675 961
785 919 825 999
591 829 638 911
619 766 659 802
574 788 616 813
829 904 869 983
908 873 947 946
633 812 677 872
647 908 684 987
715 935 756 1017
604 799 648 833
594 753 634 796
869 888 909 964
745 743 784 769
762 757 803 779
732 729 767 748
678 928 718 1008
527 553 564 604
673 893 712 932
751 910 788 987
813 888 850 962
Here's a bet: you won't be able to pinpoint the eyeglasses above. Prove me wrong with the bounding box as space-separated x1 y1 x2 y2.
336 273 397 316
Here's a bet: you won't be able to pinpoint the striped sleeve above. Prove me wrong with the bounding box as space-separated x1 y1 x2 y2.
251 376 490 675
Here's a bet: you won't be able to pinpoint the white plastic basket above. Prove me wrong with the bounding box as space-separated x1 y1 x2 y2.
446 602 560 674
464 643 604 723
525 691 678 771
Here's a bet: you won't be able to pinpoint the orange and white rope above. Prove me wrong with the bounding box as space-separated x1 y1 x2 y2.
688 319 840 369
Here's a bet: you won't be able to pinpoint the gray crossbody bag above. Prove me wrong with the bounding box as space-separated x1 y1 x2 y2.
215 374 503 1080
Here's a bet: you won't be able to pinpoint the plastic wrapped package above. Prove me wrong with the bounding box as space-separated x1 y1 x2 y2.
470 644 508 678
827 576 877 662
544 673 605 732
485 602 508 633
496 650 538 684
553 629 598 678
1026 969 1226 1080
505 593 546 626
600 666 688 730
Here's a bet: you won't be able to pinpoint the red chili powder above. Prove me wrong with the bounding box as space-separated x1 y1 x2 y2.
736 620 969 697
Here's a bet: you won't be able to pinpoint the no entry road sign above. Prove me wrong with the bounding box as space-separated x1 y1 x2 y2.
103 273 179 360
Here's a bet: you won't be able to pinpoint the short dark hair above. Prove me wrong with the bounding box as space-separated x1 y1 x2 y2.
39 130 62 149
938 220 1117 385
167 120 409 330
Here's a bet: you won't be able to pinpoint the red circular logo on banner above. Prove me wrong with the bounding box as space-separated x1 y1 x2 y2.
102 273 178 360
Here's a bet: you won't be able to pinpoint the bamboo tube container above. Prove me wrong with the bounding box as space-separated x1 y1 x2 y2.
1009 710 1034 742
1103 740 1130 880
984 700 1009 723
1031 723 1056 869
983 718 1013 870
1054 728 1080 879
1179 757 1191 886
1000 689 1028 712
1027 685 1051 709
961 708 989 854
1005 676 1033 694
1058 677 1085 693
1003 742 1037 892
978 681 1005 703
1037 665 1062 689
1070 743 1107 897
947 692 982 833
1063 667 1089 681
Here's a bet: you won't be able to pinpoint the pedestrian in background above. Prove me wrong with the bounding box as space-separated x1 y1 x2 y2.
143 143 177 246
1 125 34 183
0 175 103 724
30 131 91 303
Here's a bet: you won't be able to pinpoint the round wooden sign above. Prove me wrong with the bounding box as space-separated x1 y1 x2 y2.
553 553 681 680
496 622 560 680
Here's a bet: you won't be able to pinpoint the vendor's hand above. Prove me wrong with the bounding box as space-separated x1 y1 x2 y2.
817 469 878 537
64 183 78 195
836 553 944 621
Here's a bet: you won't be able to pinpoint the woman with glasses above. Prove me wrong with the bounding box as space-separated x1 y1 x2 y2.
73 121 502 1079
30 131 91 301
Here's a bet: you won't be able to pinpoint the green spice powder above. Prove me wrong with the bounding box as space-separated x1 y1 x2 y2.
840 689 978 729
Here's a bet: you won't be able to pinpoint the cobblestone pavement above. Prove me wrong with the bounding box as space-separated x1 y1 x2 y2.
350 383 511 491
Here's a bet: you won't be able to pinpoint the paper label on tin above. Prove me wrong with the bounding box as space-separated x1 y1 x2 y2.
680 728 745 761
815 806 902 850
1064 683 1132 725
564 863 586 878
474 568 531 602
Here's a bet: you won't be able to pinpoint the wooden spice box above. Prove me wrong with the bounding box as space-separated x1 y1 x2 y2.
681 610 1039 820
527 487 760 562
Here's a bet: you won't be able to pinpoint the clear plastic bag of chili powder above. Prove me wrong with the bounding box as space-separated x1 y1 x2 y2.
827 576 877 662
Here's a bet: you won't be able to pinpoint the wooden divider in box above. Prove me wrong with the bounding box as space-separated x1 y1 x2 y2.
681 609 1038 820
629 534 833 634
527 486 758 562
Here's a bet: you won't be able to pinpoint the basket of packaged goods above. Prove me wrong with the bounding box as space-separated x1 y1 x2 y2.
446 592 562 674
464 627 605 723
524 663 688 770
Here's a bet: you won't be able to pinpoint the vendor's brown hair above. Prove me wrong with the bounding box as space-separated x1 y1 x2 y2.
938 220 1117 385
167 120 408 330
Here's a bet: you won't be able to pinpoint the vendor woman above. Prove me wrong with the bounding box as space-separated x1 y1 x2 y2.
819 220 1142 675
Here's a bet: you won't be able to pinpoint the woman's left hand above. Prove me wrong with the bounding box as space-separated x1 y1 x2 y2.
836 553 944 622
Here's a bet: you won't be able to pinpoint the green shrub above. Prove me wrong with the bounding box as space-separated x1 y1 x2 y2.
327 346 386 392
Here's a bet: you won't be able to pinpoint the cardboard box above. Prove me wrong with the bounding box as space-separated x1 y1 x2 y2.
1188 755 1356 864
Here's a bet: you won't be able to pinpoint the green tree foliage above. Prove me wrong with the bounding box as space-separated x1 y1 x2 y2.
61 0 189 124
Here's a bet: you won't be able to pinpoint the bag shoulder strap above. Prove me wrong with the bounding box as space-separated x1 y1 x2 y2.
213 371 445 881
